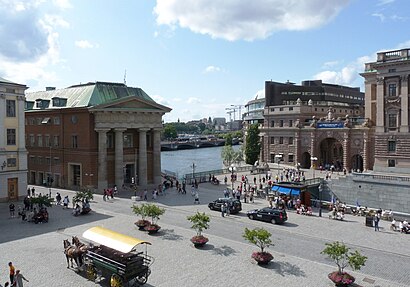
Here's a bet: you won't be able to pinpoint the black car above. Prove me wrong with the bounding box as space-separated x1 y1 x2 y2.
208 198 242 214
247 207 287 224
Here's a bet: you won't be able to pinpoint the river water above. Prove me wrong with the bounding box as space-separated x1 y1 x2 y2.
161 145 241 179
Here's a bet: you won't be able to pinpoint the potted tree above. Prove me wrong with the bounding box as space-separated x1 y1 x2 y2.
187 212 210 247
144 204 165 234
243 227 273 265
132 204 150 230
321 241 367 286
73 189 93 214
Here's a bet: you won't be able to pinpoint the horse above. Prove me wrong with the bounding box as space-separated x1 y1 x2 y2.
63 239 82 268
72 236 88 253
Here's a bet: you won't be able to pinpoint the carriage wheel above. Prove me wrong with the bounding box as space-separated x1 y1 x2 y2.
135 269 151 285
110 273 124 287
86 264 97 281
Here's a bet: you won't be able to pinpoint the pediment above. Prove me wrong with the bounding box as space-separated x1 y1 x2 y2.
90 96 171 113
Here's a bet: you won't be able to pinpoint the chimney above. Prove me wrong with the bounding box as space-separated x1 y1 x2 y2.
46 87 56 91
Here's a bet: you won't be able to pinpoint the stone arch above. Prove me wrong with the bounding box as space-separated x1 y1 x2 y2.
300 152 311 169
318 137 344 171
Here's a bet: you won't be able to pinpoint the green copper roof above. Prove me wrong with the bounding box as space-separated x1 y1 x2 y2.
25 81 159 110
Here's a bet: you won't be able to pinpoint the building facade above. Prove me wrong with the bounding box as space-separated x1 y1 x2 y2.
261 80 370 172
25 82 171 192
361 48 410 173
0 77 28 202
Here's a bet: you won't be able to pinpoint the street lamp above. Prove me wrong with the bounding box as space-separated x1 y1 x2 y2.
48 145 52 198
254 160 261 184
318 183 323 217
275 154 282 181
311 156 318 180
228 164 237 192
191 162 196 184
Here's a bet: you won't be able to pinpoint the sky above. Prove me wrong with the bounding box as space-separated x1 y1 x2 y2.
0 0 409 123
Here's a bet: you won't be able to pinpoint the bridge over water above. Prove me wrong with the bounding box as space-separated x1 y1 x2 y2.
161 138 240 151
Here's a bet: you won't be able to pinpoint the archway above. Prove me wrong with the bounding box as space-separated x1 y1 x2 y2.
300 152 311 168
319 138 344 171
351 154 363 172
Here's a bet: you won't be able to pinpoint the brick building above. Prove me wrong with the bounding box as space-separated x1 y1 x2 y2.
25 82 171 192
0 77 28 202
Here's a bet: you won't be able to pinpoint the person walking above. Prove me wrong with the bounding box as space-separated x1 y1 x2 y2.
221 203 226 217
143 189 148 201
374 213 380 231
9 203 15 218
63 195 70 209
31 187 35 197
194 192 199 204
13 270 28 287
8 262 15 285
225 202 230 216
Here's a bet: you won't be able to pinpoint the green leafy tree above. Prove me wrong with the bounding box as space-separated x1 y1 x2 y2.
245 123 260 165
224 133 233 146
242 227 273 253
221 145 235 167
163 124 177 139
73 189 93 204
145 204 165 225
198 122 206 132
187 212 210 237
321 241 367 274
131 203 148 221
30 195 54 208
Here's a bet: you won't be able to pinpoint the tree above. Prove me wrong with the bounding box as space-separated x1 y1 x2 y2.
187 212 210 237
198 122 206 132
245 123 260 165
163 124 177 139
73 189 93 204
221 145 235 167
321 241 367 274
30 195 54 208
145 204 165 226
224 133 233 146
242 227 273 253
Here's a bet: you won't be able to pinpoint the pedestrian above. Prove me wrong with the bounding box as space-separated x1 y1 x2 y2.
9 203 15 218
110 188 114 199
63 195 70 209
103 189 107 201
55 192 62 205
249 190 254 203
143 189 148 201
194 192 199 204
31 187 35 197
221 203 225 217
374 213 380 231
152 189 157 200
26 187 30 197
225 203 230 216
8 262 15 285
114 185 118 195
13 270 28 287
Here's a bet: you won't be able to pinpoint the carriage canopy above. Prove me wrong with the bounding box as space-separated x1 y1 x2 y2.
83 226 151 253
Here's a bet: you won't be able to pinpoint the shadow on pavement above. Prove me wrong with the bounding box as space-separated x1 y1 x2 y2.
283 222 299 228
263 260 306 277
158 229 185 241
210 245 237 256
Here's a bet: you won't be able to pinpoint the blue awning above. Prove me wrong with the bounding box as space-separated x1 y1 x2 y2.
290 189 301 195
277 187 292 194
271 186 279 191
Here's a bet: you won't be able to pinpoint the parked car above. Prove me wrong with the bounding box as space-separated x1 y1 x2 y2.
208 198 242 214
247 207 287 224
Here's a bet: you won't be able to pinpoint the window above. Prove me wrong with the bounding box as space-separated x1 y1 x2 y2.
7 158 17 167
270 137 275 144
6 100 16 117
388 159 396 167
107 133 114 148
271 120 275 127
41 117 50 124
72 135 78 148
53 135 60 147
29 118 35 125
388 114 397 128
289 137 294 145
279 120 284 127
389 69 396 73
46 157 51 166
45 135 50 147
279 137 284 144
37 135 43 147
289 120 293 127
6 88 15 93
123 134 133 148
53 117 60 125
289 107 293 111
388 140 396 152
270 108 275 112
388 84 396 97
270 154 276 163
38 157 43 165
279 107 284 111
7 129 16 145
29 134 35 146
288 154 294 163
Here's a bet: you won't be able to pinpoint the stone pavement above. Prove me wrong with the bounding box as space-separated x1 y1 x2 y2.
0 182 408 287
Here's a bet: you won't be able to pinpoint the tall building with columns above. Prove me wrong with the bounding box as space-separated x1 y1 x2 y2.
361 48 410 172
0 77 28 202
25 82 171 192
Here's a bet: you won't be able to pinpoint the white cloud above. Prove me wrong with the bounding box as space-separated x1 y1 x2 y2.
75 40 98 49
203 65 221 73
377 0 395 6
151 94 170 106
44 14 70 28
53 0 72 9
322 60 340 69
372 13 386 22
154 0 349 41
187 97 201 104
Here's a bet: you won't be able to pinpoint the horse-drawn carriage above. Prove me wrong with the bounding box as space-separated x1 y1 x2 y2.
65 226 153 287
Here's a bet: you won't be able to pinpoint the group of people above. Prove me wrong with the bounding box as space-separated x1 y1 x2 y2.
73 199 91 216
391 218 409 233
4 262 29 287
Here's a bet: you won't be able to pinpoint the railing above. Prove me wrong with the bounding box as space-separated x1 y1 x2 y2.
353 172 410 182
184 165 254 183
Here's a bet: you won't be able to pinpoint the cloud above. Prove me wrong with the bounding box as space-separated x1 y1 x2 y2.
203 65 221 73
151 94 170 106
187 97 201 104
372 13 386 22
53 0 72 9
322 60 340 68
377 0 395 6
153 0 349 41
44 14 70 28
75 40 98 49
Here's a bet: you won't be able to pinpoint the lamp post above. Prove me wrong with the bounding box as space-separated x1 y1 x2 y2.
275 154 282 181
228 164 237 192
48 145 52 197
318 183 323 217
311 156 318 180
254 160 260 184
191 162 196 184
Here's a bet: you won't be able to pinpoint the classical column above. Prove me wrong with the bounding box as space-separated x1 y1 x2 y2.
310 131 316 159
363 132 369 171
96 128 110 191
400 75 409 132
0 94 5 146
114 128 126 187
152 128 162 185
343 132 350 172
138 128 148 187
376 77 385 132
294 131 300 165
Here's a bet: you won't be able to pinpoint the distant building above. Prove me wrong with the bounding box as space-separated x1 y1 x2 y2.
261 80 367 171
25 82 171 191
213 117 226 131
361 48 410 173
243 93 265 126
0 77 28 202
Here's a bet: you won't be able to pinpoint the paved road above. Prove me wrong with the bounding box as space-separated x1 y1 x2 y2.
0 182 408 287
